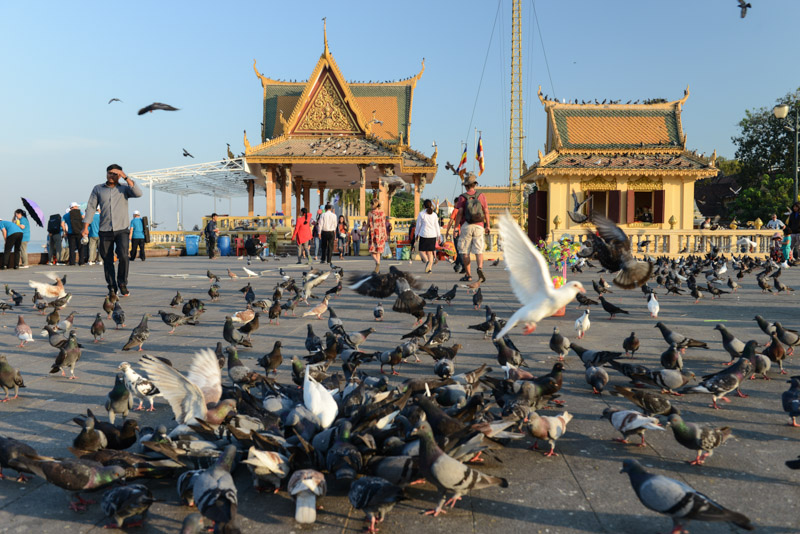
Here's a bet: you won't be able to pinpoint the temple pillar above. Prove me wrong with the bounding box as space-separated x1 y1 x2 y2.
282 165 293 223
302 181 311 210
264 165 276 217
318 181 327 208
295 176 303 220
246 179 255 216
413 173 421 219
358 165 367 217
379 180 389 217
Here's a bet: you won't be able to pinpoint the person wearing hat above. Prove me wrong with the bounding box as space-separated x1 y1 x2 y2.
0 217 24 270
129 210 146 261
65 202 85 266
445 172 490 282
82 164 142 297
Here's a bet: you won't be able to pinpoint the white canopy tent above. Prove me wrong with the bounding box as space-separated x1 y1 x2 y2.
128 158 252 229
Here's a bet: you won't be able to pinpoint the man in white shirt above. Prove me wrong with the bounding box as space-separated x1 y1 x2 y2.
766 213 786 230
318 204 337 264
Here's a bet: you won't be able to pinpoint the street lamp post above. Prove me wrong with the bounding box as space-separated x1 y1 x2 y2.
773 104 799 203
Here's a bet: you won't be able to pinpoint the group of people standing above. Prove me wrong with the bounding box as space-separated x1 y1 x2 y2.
291 200 393 270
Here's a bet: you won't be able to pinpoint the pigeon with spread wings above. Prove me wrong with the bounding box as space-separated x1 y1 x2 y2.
494 212 585 339
137 102 179 115
590 214 653 289
567 190 592 223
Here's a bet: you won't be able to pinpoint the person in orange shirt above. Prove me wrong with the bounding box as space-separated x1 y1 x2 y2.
292 207 313 265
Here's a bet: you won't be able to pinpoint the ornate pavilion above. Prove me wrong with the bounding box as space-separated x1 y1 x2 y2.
521 87 718 243
241 27 438 220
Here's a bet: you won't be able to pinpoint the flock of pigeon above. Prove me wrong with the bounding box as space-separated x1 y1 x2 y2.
0 212 798 533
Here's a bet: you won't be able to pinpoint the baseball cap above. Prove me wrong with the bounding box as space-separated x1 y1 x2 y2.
70 202 79 208
133 210 140 215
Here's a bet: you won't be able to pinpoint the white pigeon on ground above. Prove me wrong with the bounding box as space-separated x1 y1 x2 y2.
118 362 160 411
303 366 338 429
494 211 585 339
243 266 259 278
602 407 665 447
647 293 660 318
575 309 590 339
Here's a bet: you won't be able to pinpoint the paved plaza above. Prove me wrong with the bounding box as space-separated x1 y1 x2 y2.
0 255 799 533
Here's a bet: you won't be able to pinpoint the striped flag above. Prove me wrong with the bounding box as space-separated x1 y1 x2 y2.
455 146 468 178
475 135 485 176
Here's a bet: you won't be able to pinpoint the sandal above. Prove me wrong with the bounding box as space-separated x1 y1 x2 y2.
459 275 473 282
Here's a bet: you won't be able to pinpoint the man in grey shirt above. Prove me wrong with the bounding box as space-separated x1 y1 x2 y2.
81 164 142 296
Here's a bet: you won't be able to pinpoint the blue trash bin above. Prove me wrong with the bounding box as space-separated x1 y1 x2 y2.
217 235 231 256
185 235 200 256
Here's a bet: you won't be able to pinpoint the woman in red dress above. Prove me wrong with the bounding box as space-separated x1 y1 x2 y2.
366 198 387 273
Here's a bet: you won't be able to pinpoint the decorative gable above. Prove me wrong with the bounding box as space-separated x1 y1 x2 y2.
292 69 363 135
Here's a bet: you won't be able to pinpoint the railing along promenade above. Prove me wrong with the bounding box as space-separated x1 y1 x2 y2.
551 227 777 257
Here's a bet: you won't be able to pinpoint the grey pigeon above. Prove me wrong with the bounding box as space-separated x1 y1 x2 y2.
667 413 732 465
348 476 404 534
122 314 151 351
714 324 746 364
602 408 664 446
655 322 708 352
549 327 570 361
26 457 125 511
101 484 156 528
192 444 239 533
91 313 106 342
584 362 609 394
50 330 81 379
682 341 757 408
0 355 25 402
774 322 800 355
105 373 133 424
613 385 678 417
412 421 508 516
112 302 125 329
783 377 800 427
0 435 46 482
621 459 753 532
159 310 191 334
223 316 252 348
373 302 384 321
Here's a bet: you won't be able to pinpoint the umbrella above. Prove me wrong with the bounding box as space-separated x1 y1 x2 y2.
21 197 44 227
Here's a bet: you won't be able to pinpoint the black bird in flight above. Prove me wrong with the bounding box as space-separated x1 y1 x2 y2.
738 0 751 18
137 102 180 115
182 148 194 158
107 98 123 104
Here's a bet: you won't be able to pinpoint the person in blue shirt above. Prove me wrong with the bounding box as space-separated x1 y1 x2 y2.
13 209 30 268
129 210 146 261
88 207 101 264
0 218 24 270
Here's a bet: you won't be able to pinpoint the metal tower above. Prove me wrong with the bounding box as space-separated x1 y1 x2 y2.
508 0 525 225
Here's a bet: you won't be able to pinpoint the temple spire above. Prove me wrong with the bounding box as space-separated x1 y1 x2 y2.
322 17 329 55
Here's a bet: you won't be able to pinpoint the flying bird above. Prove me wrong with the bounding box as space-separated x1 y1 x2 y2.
738 0 751 19
107 98 123 104
494 212 585 338
137 102 180 115
182 148 194 158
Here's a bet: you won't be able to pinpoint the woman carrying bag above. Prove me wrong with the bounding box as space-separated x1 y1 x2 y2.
415 199 442 273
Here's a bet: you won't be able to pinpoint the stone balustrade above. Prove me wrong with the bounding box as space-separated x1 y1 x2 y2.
550 227 778 257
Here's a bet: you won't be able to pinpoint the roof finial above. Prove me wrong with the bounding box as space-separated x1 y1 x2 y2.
322 17 329 55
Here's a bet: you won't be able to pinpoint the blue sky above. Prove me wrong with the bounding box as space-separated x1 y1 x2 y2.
1 0 797 243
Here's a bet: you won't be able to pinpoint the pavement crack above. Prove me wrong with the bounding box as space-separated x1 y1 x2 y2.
561 453 610 534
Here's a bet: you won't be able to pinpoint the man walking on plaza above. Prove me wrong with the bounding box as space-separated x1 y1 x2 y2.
46 213 63 265
82 164 142 297
205 213 220 259
129 210 146 261
318 204 337 265
65 202 85 266
445 172 490 283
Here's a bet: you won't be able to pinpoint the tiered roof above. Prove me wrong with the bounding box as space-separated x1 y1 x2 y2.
526 86 717 177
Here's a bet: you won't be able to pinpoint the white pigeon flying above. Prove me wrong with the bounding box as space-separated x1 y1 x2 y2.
647 293 660 318
575 309 590 339
494 212 585 339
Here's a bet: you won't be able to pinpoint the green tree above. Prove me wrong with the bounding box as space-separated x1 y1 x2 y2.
390 191 418 218
729 175 793 223
732 87 800 190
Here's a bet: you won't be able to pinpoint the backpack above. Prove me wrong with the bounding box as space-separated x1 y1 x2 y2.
461 192 485 224
69 209 83 235
47 214 62 235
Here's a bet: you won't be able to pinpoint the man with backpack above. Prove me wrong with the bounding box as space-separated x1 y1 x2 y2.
445 172 490 282
47 213 63 265
65 202 85 266
205 213 220 259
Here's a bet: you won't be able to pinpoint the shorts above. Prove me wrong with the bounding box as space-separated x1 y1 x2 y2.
457 223 486 255
418 237 437 252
